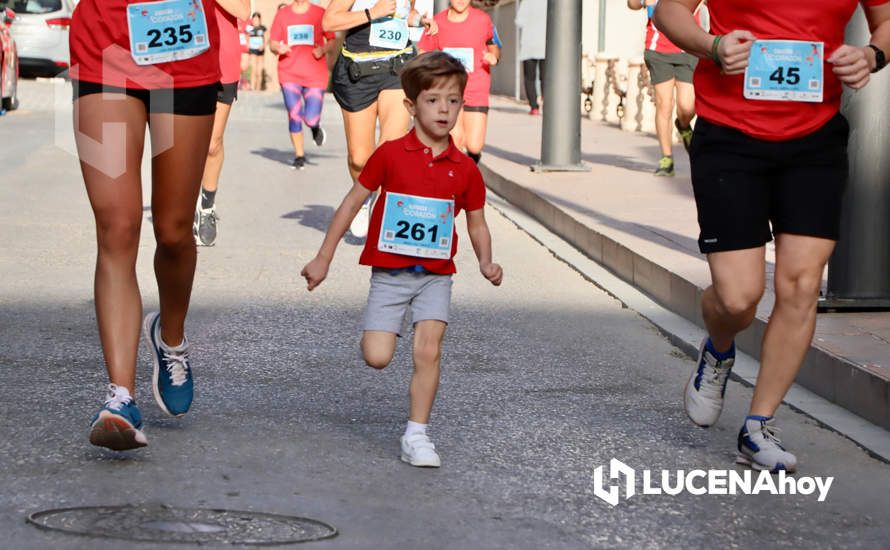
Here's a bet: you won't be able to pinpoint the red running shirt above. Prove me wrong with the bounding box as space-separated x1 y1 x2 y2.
216 6 241 84
418 7 495 108
70 0 220 90
269 4 333 89
645 1 700 54
358 130 487 275
695 0 888 140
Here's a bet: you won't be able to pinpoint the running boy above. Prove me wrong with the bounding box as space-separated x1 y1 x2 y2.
301 51 503 467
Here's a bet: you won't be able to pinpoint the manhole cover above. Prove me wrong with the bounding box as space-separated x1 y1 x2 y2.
27 505 337 545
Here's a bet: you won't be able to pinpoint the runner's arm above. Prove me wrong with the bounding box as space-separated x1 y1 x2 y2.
655 0 755 74
863 2 890 71
323 0 397 32
217 0 250 21
466 209 502 286
301 182 373 290
653 0 718 58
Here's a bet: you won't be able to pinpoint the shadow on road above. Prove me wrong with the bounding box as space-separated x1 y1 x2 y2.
251 147 346 167
282 204 365 246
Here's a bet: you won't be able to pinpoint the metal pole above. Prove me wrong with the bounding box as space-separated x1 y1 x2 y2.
597 0 607 52
824 7 890 310
535 0 588 171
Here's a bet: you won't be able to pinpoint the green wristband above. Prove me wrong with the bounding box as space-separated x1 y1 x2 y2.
711 35 723 66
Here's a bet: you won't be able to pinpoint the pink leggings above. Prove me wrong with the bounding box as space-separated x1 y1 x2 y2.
281 83 324 133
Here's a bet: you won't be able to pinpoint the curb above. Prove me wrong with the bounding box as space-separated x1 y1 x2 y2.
480 162 890 432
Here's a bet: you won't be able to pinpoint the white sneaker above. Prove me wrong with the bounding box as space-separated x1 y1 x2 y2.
737 416 798 473
350 202 371 239
684 338 735 427
400 433 441 467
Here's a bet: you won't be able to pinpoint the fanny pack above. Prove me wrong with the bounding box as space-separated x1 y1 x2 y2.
343 48 415 82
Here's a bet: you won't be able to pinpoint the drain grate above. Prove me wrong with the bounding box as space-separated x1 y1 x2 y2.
27 504 337 545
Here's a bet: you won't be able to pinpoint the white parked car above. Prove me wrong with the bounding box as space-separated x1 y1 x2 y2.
1 0 75 77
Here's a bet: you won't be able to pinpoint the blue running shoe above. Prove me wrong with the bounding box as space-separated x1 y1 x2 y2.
89 384 148 451
143 312 194 417
737 415 798 473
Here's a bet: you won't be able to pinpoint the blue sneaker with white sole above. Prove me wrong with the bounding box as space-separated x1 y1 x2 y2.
684 337 735 427
89 384 148 451
143 312 194 417
737 415 798 473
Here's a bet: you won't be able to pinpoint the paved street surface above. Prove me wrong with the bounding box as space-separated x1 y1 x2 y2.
2 80 890 549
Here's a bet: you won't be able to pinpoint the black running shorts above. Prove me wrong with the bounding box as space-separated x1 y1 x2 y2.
690 114 850 254
217 81 238 105
73 80 219 116
331 54 406 113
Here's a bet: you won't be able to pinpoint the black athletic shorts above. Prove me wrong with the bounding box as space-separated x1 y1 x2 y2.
217 81 238 105
644 50 697 85
690 114 850 254
73 80 219 116
331 52 413 113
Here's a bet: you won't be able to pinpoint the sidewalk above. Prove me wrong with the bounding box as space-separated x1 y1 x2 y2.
480 95 890 433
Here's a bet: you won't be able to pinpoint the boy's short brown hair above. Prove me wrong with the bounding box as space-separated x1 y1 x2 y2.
400 51 469 102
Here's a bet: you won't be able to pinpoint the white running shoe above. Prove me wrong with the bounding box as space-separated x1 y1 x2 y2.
736 416 798 473
684 338 735 427
400 433 441 468
350 202 371 239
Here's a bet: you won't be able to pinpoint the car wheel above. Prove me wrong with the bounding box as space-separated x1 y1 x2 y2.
2 60 18 111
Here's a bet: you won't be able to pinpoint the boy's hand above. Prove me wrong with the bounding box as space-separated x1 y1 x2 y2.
480 261 503 286
301 256 330 291
278 41 291 55
312 45 325 59
482 51 498 66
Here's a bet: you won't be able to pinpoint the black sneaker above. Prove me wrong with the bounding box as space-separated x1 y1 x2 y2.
675 119 693 153
193 207 218 247
654 156 675 177
292 156 306 170
310 126 326 147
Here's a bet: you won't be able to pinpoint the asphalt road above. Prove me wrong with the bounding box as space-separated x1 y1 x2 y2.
1 80 889 549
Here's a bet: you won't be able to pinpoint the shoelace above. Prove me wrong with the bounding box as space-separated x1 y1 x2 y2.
104 384 133 411
201 210 219 223
758 421 783 445
699 360 731 398
162 349 191 386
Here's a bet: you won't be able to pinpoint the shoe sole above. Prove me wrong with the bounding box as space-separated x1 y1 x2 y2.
314 130 326 147
143 313 183 418
90 411 148 451
735 452 796 474
400 453 441 468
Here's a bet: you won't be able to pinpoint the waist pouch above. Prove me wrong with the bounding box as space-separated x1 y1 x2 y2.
346 50 414 82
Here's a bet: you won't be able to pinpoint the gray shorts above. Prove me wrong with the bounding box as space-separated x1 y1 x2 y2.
644 50 697 85
363 268 453 335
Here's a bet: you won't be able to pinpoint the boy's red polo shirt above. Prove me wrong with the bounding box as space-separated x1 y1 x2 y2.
358 129 487 275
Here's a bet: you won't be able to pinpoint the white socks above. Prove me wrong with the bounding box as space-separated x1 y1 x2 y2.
404 420 427 438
